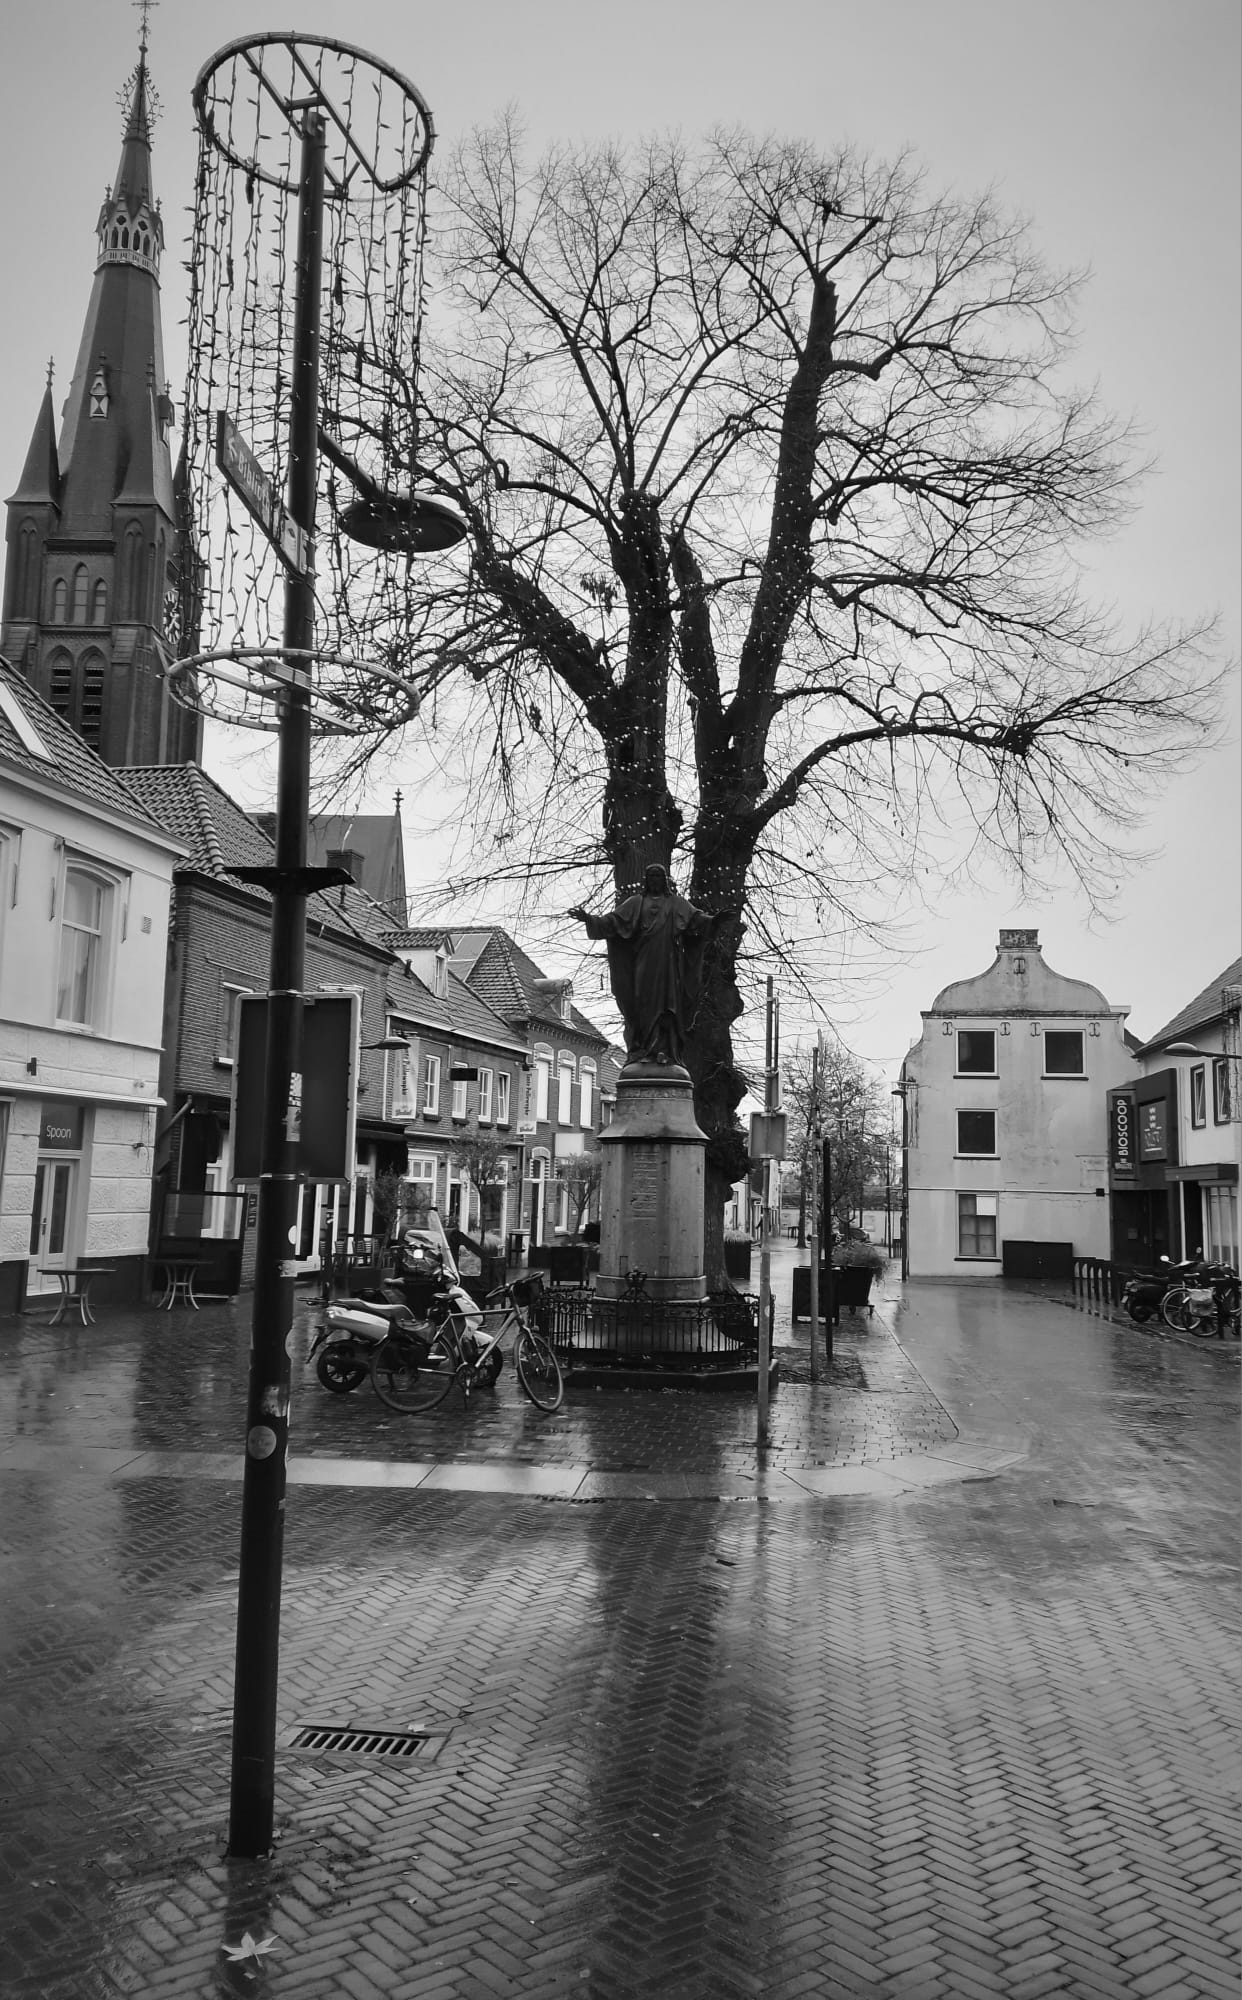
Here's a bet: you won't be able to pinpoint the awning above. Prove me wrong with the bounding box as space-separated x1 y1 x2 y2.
1164 1162 1239 1183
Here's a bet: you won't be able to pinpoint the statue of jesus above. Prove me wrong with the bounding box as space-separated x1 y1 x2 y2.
570 865 731 1067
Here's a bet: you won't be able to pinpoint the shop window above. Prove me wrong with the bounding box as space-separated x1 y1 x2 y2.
1204 1185 1239 1268
1190 1066 1206 1129
496 1071 511 1125
958 1192 998 1259
957 1030 995 1075
406 1153 438 1219
422 1053 441 1116
1044 1030 1085 1076
478 1068 494 1122
1213 1058 1234 1124
957 1109 996 1157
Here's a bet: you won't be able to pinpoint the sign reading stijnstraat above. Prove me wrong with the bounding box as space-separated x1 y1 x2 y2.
215 412 309 578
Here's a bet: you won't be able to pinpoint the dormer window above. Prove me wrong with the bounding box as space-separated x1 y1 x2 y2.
433 950 449 1000
560 984 573 1023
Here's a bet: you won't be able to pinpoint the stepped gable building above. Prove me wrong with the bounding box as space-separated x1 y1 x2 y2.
440 926 611 1245
1106 959 1241 1270
899 928 1136 1280
1 37 201 769
0 658 182 1312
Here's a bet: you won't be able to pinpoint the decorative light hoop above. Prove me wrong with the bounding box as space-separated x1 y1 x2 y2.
163 646 423 737
191 33 434 195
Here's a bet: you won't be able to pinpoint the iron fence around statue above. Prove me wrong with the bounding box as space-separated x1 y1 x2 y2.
534 1288 763 1371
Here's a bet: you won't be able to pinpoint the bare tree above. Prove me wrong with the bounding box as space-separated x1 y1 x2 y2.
326 122 1221 1282
556 1151 603 1237
783 1041 891 1245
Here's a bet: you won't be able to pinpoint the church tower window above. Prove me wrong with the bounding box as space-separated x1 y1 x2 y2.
72 566 89 623
80 654 105 747
92 578 108 624
49 650 73 721
51 578 68 623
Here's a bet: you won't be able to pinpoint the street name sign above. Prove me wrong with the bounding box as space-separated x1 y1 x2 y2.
215 411 309 577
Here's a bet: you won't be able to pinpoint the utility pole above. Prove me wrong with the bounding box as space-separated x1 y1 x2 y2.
756 977 776 1440
808 1039 821 1382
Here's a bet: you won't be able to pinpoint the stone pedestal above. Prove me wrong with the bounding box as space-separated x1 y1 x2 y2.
596 1063 707 1304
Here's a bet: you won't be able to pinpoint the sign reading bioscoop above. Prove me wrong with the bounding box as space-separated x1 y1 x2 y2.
1109 1092 1136 1177
39 1103 86 1150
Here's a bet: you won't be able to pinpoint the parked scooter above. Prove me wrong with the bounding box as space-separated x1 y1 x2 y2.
308 1212 485 1395
1121 1254 1208 1324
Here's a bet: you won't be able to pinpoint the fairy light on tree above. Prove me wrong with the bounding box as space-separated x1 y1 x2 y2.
300 122 1221 1286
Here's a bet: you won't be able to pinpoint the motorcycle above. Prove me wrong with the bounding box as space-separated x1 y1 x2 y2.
1121 1253 1212 1324
309 1212 487 1395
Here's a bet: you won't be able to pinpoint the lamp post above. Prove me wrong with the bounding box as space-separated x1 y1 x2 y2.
187 35 465 1860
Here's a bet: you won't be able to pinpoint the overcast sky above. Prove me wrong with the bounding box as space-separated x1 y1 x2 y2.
1 0 1238 1079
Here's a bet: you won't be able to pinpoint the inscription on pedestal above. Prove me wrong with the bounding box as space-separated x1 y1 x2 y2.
629 1145 663 1218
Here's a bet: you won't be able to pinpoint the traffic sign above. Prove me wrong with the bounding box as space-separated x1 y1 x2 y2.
215 411 309 576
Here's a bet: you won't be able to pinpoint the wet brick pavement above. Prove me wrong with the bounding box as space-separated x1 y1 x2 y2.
1 1250 1238 1998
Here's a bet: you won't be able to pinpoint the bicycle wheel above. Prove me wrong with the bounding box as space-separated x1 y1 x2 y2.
515 1327 564 1412
371 1329 457 1413
1159 1286 1188 1330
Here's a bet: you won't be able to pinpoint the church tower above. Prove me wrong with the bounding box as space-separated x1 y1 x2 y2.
0 29 202 766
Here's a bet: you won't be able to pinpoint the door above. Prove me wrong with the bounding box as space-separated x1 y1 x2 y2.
29 1159 77 1290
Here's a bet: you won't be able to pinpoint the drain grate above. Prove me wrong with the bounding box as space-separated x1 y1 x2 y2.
288 1724 443 1760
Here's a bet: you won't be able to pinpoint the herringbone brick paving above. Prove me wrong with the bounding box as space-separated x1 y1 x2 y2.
1 1277 1238 1997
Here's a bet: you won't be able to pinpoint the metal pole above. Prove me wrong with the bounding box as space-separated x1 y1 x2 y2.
823 1133 833 1362
756 977 774 1441
228 106 325 1860
808 1042 820 1383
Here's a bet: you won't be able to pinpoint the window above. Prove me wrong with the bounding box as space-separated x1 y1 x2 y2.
1204 1185 1239 1268
1044 1030 1085 1076
80 655 104 748
72 566 89 623
534 1054 551 1122
406 1152 438 1219
451 1076 469 1120
478 1068 494 1122
579 1062 595 1130
557 1059 574 1125
1190 1065 1207 1128
51 577 67 622
0 1100 9 1208
957 1030 996 1074
957 1109 996 1156
958 1192 998 1259
1213 1058 1234 1124
422 1054 441 1116
496 1071 511 1125
56 866 108 1024
92 578 108 624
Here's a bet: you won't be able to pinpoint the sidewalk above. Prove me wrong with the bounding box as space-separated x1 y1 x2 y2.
1 1260 1238 1999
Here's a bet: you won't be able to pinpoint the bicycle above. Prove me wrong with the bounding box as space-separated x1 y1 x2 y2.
370 1275 565 1414
1160 1265 1240 1337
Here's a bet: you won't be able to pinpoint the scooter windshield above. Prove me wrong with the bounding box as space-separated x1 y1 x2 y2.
401 1208 460 1284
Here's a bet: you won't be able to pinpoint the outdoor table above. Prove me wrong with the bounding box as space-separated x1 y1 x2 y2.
154 1250 215 1310
43 1265 116 1326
